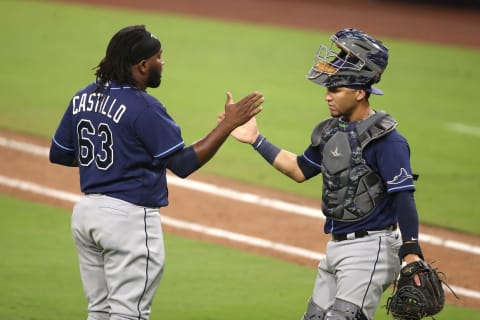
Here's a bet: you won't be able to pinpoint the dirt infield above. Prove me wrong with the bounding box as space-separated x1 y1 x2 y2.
1 131 480 310
60 0 480 48
3 0 479 311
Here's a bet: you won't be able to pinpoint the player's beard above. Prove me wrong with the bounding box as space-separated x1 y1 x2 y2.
147 68 162 88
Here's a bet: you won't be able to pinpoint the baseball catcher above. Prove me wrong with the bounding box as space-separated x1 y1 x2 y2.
386 260 453 320
225 27 457 320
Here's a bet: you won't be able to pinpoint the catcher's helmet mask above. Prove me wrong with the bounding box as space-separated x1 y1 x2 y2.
307 28 388 95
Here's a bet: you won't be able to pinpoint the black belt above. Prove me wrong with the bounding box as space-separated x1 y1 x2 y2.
331 223 397 242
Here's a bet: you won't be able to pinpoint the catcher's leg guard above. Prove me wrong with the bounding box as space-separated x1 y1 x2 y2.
324 298 367 320
301 297 326 320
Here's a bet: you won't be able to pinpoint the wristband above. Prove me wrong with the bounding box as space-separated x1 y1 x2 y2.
251 134 281 164
252 134 266 150
398 241 424 261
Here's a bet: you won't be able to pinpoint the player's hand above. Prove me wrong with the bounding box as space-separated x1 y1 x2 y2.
402 254 422 286
218 113 260 144
222 91 263 129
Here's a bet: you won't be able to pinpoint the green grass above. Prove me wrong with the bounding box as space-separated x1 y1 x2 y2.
0 2 478 318
0 195 86 318
0 1 479 236
1 195 478 319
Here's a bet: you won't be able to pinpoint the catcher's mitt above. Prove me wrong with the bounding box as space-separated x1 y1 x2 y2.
386 260 449 320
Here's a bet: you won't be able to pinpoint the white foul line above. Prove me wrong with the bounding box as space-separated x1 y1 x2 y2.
448 123 480 137
0 136 50 157
0 175 324 262
1 135 480 256
161 215 324 261
167 175 323 218
0 174 476 300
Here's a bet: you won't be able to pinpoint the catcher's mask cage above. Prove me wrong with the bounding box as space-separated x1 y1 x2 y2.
307 28 389 95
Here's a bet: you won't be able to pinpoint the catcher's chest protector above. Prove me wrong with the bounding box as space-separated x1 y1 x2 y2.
311 111 397 221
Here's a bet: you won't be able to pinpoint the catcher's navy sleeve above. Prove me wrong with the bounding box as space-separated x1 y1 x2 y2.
391 190 419 242
368 132 420 243
374 137 416 194
298 145 323 179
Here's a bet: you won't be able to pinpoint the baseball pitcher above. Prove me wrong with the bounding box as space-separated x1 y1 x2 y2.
49 25 263 320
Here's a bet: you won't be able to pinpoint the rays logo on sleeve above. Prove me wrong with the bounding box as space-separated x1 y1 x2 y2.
387 168 412 185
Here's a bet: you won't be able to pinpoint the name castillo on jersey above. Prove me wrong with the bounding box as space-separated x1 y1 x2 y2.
72 92 127 124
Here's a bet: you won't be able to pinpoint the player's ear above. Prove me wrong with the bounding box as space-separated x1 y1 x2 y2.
355 89 367 101
137 59 149 75
130 61 148 89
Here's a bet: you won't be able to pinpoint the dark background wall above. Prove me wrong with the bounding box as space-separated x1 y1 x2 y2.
382 0 480 8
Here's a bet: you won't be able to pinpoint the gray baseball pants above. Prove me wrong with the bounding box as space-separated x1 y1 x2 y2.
71 194 165 320
309 229 401 319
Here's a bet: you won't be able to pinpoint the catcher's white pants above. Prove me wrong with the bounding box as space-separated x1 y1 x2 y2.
311 230 401 320
71 194 165 320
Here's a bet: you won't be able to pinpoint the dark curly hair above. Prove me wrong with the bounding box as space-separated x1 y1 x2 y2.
94 25 161 88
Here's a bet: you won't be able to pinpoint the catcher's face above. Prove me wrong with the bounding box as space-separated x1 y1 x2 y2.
324 86 366 121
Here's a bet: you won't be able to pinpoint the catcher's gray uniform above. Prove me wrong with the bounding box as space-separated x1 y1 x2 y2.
296 28 424 320
309 229 401 319
241 28 425 320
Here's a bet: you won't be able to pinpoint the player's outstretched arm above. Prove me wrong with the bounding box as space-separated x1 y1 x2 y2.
219 110 306 182
164 92 263 178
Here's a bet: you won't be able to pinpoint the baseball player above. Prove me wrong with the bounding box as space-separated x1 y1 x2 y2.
224 28 424 320
49 25 263 320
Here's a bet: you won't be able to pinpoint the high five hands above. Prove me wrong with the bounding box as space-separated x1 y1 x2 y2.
219 91 262 144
